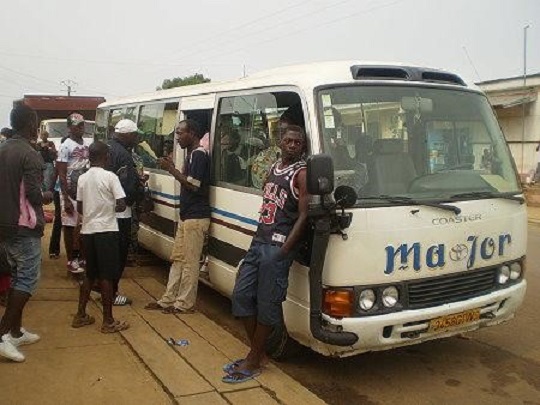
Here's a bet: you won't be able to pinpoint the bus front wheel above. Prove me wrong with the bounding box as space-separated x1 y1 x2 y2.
265 316 304 361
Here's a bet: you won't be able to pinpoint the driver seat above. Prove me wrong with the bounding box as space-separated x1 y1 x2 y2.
371 139 416 195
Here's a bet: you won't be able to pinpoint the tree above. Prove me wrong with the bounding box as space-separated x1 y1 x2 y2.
156 73 211 90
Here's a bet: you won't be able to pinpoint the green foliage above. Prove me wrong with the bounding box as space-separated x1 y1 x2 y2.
156 73 211 90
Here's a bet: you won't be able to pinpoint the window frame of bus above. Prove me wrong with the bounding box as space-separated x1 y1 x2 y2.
212 86 309 195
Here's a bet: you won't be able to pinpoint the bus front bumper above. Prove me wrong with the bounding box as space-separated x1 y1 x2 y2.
313 280 527 357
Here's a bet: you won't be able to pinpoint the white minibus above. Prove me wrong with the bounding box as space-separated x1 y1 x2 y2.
40 118 95 149
96 61 527 358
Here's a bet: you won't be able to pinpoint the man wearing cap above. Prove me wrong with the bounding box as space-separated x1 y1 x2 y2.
107 119 144 306
57 113 89 274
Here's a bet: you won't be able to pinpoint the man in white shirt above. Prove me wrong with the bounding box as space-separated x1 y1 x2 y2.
56 113 89 274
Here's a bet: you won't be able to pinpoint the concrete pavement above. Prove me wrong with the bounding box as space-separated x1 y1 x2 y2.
528 205 540 225
0 229 327 405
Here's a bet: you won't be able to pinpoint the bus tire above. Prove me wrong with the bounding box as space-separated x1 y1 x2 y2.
265 318 303 361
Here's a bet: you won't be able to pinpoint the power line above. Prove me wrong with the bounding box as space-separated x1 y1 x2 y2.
166 0 358 64
0 50 241 68
164 0 314 61
197 0 406 65
462 46 482 82
0 64 59 87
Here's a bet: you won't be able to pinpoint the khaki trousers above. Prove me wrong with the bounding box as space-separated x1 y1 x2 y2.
158 218 210 310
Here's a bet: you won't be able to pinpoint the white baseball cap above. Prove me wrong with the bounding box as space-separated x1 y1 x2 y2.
115 119 140 134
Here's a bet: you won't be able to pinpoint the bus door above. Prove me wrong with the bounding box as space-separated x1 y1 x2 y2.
177 94 217 223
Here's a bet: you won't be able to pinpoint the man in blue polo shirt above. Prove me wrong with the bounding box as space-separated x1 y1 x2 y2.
145 119 210 314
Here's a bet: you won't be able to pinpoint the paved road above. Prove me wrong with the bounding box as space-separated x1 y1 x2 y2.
191 225 540 405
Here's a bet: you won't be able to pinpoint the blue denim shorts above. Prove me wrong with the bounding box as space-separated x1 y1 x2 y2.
232 241 294 326
4 235 42 295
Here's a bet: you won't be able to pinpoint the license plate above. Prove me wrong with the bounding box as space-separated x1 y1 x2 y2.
428 309 481 333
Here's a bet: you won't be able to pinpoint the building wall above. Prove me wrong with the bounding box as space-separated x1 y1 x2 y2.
479 75 540 181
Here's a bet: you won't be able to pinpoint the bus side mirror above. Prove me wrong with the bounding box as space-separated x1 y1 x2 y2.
307 154 334 195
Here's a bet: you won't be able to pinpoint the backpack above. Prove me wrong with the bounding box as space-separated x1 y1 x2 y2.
68 168 87 200
138 185 154 214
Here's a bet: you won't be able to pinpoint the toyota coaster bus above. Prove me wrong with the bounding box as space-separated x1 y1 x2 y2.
95 61 527 358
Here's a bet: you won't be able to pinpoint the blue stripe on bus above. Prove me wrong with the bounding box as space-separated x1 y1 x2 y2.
211 208 259 227
150 190 181 201
150 189 258 227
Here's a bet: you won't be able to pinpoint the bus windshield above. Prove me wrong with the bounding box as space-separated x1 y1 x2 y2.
317 85 520 202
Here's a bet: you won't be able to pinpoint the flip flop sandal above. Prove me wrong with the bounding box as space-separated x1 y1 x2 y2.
144 302 164 310
71 314 96 328
101 320 130 334
113 295 132 306
222 368 261 384
223 358 246 373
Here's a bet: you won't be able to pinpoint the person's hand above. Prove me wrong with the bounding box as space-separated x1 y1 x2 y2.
115 199 127 213
63 196 74 214
42 191 53 205
277 247 289 261
159 157 174 172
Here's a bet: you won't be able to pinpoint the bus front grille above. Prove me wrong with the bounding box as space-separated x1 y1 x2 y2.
407 268 497 309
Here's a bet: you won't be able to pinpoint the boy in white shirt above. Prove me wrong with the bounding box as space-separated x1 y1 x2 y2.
71 141 130 333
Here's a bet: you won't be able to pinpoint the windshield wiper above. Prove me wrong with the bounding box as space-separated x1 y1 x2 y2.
359 195 461 214
450 191 525 204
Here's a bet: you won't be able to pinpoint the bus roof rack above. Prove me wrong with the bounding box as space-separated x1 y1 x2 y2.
350 65 466 86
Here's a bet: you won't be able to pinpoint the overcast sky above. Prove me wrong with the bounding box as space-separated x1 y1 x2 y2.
0 0 538 125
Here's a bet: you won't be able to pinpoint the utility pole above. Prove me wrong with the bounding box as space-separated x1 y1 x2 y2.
60 79 77 96
521 24 530 177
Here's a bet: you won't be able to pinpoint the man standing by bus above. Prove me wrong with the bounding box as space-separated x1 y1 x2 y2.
223 125 309 383
107 119 144 306
144 119 210 314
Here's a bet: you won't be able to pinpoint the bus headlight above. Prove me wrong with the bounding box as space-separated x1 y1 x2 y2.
382 286 399 308
509 262 522 280
497 265 510 284
359 289 376 311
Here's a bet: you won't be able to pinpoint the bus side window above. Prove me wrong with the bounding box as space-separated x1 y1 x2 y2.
136 102 178 170
213 91 305 190
107 108 126 140
95 108 108 141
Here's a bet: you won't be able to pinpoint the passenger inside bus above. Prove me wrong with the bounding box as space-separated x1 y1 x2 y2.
249 119 289 189
220 129 246 185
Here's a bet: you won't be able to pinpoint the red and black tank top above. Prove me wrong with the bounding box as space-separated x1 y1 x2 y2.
254 159 306 245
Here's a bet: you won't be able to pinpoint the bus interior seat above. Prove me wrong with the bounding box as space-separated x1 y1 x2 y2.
370 138 416 195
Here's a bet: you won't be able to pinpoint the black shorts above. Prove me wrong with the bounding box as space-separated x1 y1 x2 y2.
83 232 120 281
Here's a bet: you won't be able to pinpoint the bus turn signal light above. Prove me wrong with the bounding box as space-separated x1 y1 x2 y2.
323 289 354 318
